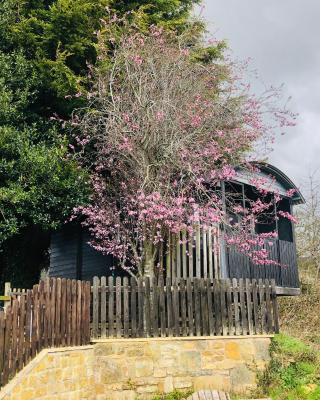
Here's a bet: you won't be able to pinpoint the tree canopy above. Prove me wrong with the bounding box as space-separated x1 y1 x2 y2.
73 27 295 277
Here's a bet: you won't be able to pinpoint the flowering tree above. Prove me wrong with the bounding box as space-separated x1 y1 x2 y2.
73 26 296 277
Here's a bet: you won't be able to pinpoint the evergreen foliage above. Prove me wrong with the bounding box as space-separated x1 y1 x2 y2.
0 0 199 286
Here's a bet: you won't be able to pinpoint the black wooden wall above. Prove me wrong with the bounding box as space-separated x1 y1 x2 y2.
49 224 115 281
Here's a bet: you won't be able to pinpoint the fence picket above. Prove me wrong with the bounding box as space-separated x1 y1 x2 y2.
207 279 214 336
180 280 187 337
225 280 233 335
271 280 280 334
144 277 151 337
100 276 107 338
158 277 166 337
200 279 208 336
251 279 258 335
151 277 159 337
173 279 180 337
123 277 129 338
213 280 221 336
258 279 266 333
138 278 144 337
232 279 240 336
186 278 194 336
194 278 201 336
56 278 62 346
108 276 114 338
116 277 122 338
60 279 66 346
220 281 227 336
166 277 173 337
92 277 99 339
265 279 273 334
239 279 247 335
246 279 254 335
130 278 137 338
0 312 5 385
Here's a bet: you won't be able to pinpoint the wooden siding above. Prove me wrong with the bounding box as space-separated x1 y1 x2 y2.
49 226 78 279
50 226 299 290
81 231 114 281
49 226 114 281
227 239 299 288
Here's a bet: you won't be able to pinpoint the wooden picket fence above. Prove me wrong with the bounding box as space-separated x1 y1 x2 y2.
0 276 279 388
91 277 279 339
0 278 91 387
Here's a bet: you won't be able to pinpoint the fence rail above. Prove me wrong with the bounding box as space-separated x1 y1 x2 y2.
0 278 90 387
91 277 279 339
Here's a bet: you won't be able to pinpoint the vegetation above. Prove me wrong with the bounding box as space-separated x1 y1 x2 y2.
74 24 294 276
278 172 320 347
251 334 320 400
0 0 199 287
151 390 193 400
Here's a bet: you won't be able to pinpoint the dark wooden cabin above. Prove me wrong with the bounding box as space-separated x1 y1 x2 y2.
49 163 304 295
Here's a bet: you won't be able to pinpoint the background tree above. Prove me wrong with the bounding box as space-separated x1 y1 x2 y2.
74 27 295 278
295 171 320 283
0 0 200 287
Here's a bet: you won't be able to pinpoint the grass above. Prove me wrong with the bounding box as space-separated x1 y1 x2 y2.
279 289 320 348
151 390 193 400
251 334 320 400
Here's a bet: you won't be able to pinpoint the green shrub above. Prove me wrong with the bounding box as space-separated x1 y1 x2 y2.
151 390 193 400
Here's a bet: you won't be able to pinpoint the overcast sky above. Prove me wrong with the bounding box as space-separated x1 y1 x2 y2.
199 0 320 187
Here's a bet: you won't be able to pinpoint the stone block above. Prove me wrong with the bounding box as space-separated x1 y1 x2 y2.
154 368 167 378
163 376 174 393
210 359 239 371
206 341 225 351
135 358 154 378
253 339 271 362
100 358 128 383
239 341 255 362
179 351 201 371
173 377 193 389
126 345 145 357
136 385 158 394
201 352 225 369
230 364 256 391
193 375 231 392
17 389 35 400
225 342 241 360
94 343 114 357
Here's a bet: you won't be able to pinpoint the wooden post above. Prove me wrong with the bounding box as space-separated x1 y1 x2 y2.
4 282 11 311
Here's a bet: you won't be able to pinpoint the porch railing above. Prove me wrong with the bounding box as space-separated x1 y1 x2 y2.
91 276 279 339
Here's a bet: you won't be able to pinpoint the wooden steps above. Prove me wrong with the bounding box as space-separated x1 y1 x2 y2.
186 390 231 400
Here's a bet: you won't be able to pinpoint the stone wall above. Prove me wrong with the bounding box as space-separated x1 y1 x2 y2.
0 346 94 400
0 336 272 400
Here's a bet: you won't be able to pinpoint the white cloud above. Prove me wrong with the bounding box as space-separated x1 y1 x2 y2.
200 0 320 186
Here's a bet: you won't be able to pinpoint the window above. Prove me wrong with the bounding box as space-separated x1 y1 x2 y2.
277 197 294 242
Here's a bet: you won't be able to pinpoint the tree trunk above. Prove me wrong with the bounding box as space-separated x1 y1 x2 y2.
142 239 155 278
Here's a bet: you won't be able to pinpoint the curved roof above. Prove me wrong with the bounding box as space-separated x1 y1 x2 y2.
235 162 305 205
